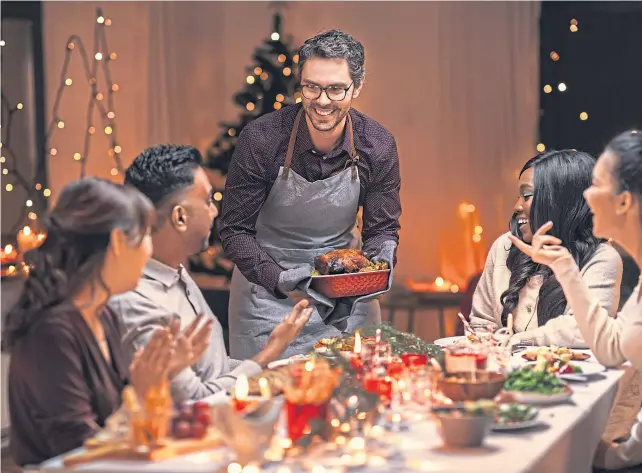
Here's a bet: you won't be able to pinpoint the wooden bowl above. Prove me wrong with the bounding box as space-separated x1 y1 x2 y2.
437 371 506 402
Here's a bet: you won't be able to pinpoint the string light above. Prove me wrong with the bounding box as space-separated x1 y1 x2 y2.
271 32 280 41
254 67 262 75
537 143 546 152
277 54 286 63
246 76 255 84
558 83 567 92
283 67 292 76
105 19 112 26
276 94 285 102
293 54 299 63
0 40 5 47
570 24 578 33
246 103 255 111
543 84 552 94
2 7 124 247
114 145 122 153
549 51 560 61
579 112 588 121
260 72 268 80
274 102 282 110
227 128 236 137
214 192 223 201
110 168 119 176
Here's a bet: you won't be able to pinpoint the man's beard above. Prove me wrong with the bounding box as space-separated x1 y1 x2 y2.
304 102 350 132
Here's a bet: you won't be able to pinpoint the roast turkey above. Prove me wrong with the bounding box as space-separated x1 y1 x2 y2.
314 249 373 275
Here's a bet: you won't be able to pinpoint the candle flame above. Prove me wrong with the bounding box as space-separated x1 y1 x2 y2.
258 377 271 399
354 331 362 353
235 374 249 400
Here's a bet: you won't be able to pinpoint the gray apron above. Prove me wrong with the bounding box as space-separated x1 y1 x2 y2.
228 108 384 359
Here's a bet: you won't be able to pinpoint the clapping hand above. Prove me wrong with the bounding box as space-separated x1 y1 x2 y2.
130 328 174 399
508 221 572 267
167 313 213 378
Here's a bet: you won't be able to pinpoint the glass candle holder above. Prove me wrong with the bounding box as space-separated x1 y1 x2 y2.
282 360 340 444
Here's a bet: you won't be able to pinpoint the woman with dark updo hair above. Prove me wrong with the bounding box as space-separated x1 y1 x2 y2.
512 131 642 470
469 149 622 346
4 178 199 467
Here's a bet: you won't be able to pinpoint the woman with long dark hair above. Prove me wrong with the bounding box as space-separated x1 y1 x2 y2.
469 149 622 346
3 178 200 467
511 131 642 470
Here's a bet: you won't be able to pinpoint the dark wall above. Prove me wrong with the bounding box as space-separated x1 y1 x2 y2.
539 1 642 157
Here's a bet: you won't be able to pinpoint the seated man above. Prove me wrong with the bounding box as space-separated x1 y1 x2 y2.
110 144 311 402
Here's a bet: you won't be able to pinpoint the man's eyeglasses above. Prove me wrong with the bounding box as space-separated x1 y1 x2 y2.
301 82 354 101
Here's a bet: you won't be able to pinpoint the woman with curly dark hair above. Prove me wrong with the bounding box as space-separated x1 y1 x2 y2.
469 149 623 346
4 178 203 467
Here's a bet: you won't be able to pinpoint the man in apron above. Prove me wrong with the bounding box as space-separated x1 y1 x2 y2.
219 29 402 359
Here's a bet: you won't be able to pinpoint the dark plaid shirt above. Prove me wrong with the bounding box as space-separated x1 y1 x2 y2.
218 104 401 297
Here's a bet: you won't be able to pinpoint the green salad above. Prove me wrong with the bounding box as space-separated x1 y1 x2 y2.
496 403 538 425
504 366 568 394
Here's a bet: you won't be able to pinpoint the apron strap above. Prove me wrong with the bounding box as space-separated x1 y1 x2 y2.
346 113 359 180
282 107 305 179
283 107 360 181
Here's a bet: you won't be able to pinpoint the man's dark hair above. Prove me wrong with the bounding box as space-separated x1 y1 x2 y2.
298 29 366 87
125 144 203 206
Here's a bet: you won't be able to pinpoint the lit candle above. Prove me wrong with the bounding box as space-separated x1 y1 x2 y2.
354 331 362 354
1 244 17 264
16 226 44 253
232 374 249 412
258 377 271 399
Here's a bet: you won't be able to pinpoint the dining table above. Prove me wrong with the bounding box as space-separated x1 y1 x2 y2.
33 349 626 473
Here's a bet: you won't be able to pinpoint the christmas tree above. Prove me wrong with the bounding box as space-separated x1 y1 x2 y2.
189 9 300 280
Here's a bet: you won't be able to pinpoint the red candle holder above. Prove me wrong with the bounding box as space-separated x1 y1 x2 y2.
285 399 329 443
362 375 393 406
401 353 428 369
386 359 406 379
231 397 250 413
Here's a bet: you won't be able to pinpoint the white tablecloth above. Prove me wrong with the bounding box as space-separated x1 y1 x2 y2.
35 356 624 473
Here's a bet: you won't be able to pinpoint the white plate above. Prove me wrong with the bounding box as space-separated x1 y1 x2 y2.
434 336 466 346
267 354 309 369
492 418 541 431
505 386 573 405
